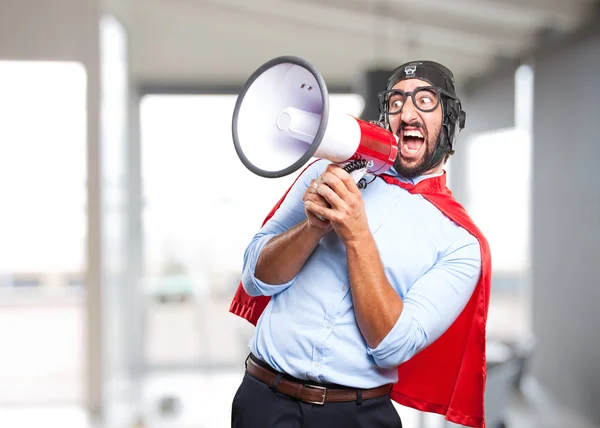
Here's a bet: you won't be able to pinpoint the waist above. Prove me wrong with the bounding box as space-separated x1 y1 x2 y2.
250 332 399 388
246 354 392 405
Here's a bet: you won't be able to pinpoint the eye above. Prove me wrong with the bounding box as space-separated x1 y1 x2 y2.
415 89 438 109
387 94 404 112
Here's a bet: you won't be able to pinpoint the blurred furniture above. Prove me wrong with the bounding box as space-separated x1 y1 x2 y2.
458 337 536 428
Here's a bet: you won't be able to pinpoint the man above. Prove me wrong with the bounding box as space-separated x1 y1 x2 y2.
230 60 491 428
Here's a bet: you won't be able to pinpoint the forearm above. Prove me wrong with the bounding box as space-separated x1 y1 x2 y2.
346 236 403 349
255 220 328 284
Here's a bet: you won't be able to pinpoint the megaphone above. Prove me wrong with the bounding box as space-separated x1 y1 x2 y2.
232 56 398 181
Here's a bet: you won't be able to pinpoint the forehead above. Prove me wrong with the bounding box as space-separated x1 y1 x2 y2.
391 78 433 92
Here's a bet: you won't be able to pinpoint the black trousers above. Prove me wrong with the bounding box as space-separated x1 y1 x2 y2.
231 372 403 428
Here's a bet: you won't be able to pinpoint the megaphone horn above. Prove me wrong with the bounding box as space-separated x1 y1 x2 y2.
232 55 398 180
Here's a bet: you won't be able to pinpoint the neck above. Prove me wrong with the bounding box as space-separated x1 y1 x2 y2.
422 163 444 176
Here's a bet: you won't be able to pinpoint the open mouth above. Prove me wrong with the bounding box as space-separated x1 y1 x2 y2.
400 128 426 159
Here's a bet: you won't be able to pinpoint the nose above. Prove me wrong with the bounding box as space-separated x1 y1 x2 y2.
400 97 419 125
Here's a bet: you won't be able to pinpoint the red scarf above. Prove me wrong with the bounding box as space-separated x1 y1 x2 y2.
229 166 491 428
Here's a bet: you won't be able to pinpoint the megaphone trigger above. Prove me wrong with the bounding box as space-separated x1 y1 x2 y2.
341 159 369 184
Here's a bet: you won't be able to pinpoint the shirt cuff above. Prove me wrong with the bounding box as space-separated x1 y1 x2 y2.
366 308 426 368
241 234 297 297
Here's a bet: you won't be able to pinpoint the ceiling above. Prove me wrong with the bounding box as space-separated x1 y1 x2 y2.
116 0 600 91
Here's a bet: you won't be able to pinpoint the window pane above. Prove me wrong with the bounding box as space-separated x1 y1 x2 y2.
466 127 532 340
0 60 87 404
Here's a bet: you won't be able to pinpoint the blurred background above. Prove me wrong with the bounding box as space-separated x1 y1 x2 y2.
0 0 599 427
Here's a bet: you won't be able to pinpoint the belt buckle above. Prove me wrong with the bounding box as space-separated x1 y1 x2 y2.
304 384 327 405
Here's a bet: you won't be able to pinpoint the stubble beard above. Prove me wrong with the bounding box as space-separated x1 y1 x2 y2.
393 125 442 179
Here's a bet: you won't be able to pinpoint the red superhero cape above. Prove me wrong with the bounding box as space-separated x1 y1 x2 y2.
229 164 491 428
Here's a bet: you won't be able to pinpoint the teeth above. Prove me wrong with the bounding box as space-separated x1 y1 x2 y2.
404 130 423 139
405 147 420 154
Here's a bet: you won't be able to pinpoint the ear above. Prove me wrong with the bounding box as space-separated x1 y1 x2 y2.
458 110 466 129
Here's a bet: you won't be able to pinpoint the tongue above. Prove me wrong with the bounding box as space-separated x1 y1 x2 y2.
405 137 423 150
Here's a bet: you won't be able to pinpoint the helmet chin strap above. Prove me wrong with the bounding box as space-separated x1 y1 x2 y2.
423 145 447 172
417 135 447 174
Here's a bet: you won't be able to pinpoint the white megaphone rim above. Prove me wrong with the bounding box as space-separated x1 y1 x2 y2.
232 55 329 178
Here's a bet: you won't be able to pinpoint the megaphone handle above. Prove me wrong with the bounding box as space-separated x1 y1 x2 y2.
342 159 378 188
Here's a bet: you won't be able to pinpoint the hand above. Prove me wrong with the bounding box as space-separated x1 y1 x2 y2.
303 164 370 245
302 177 333 233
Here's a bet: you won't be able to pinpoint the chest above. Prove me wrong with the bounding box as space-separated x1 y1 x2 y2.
313 181 457 293
363 183 455 292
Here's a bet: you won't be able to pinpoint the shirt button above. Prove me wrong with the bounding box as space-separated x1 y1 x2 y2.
342 285 347 291
313 362 320 367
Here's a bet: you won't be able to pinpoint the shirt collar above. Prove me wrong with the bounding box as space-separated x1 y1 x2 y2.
387 166 445 185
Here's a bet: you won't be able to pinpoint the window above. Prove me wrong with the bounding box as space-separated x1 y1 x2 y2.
464 64 534 341
0 60 87 403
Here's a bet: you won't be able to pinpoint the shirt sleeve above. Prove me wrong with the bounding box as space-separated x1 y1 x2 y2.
367 231 482 369
241 160 330 297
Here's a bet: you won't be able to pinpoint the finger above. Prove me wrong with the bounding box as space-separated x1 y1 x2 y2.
305 200 334 221
328 167 361 195
314 180 345 209
303 184 328 207
308 210 330 225
303 193 331 224
324 163 344 175
320 172 351 199
302 188 329 205
304 197 329 212
304 180 329 202
304 183 319 197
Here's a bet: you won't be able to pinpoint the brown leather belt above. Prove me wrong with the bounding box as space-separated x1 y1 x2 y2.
245 356 392 405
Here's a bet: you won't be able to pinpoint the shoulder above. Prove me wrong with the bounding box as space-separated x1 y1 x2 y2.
417 196 482 258
439 204 483 264
452 223 481 253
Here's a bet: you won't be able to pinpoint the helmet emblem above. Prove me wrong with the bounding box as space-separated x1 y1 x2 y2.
404 65 417 77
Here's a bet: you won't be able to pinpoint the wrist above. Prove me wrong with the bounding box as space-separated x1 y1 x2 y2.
343 231 374 251
303 219 330 238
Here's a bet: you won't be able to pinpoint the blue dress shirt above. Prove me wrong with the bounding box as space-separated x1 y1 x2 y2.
241 160 481 389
